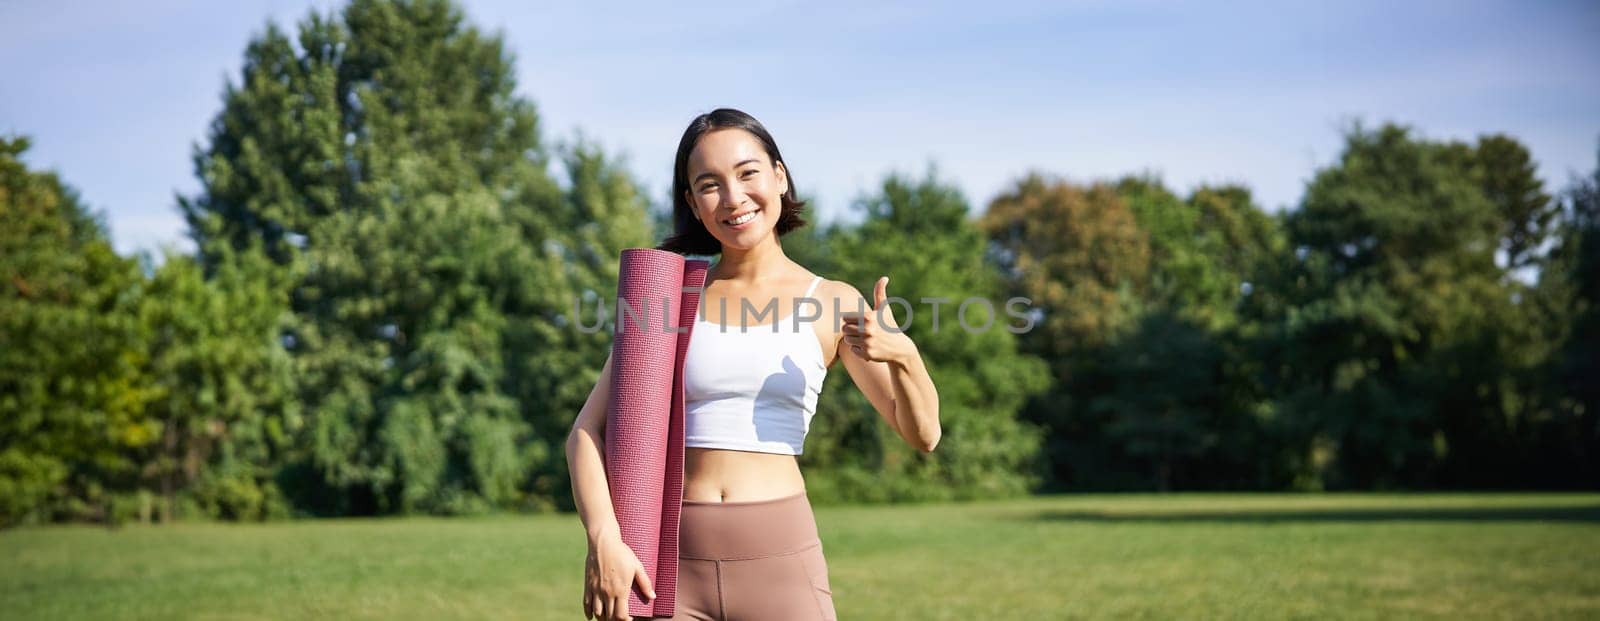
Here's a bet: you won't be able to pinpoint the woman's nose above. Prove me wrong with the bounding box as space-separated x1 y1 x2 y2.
718 184 742 208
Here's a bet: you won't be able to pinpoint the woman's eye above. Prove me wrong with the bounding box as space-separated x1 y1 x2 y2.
699 183 717 192
740 169 757 178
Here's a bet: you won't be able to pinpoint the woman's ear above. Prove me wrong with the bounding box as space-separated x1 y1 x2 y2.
776 161 789 195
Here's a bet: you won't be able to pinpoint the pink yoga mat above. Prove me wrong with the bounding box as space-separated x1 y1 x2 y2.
606 248 707 618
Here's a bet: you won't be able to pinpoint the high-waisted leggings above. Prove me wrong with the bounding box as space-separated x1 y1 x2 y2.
651 491 836 621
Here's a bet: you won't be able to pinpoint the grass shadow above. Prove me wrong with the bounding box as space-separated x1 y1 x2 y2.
1031 505 1600 524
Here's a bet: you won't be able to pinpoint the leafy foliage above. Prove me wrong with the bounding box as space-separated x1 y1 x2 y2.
178 0 650 515
3 1 1596 523
0 137 149 525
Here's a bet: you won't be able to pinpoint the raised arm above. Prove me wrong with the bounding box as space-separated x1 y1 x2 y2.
835 276 942 453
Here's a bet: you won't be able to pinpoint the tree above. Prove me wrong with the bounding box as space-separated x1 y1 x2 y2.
980 173 1151 489
1088 179 1286 491
135 247 298 521
180 0 650 514
1268 123 1548 489
513 140 656 509
1476 134 1556 271
1116 175 1234 328
1539 147 1600 486
0 136 150 525
982 174 1150 360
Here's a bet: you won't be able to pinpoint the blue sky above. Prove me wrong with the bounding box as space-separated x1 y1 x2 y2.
2 0 1596 256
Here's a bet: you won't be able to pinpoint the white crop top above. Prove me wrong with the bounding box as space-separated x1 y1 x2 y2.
683 275 829 455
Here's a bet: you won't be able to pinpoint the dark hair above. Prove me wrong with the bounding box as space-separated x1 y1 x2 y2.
657 108 808 255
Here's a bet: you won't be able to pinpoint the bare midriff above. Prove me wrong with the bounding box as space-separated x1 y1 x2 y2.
682 447 807 503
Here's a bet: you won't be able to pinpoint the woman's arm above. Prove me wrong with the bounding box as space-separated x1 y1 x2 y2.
836 277 942 452
566 352 654 620
566 352 621 543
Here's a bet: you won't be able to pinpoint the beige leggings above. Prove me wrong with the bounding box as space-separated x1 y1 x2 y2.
652 491 836 621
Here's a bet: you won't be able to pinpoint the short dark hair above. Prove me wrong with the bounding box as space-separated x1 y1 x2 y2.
657 108 808 255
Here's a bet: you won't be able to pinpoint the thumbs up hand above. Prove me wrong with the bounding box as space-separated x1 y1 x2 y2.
841 276 915 366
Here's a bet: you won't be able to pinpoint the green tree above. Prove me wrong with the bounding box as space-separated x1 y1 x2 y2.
980 173 1150 489
1476 134 1556 271
0 137 151 525
986 173 1286 491
983 174 1150 360
1268 123 1553 489
1085 179 1286 490
1116 175 1236 327
1540 148 1600 486
516 141 655 509
1087 312 1224 490
181 0 650 514
135 247 298 521
1185 184 1296 489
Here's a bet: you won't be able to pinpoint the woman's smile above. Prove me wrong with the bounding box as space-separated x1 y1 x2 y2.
723 209 760 229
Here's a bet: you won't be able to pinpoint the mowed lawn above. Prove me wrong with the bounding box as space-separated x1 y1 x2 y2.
3 493 1598 620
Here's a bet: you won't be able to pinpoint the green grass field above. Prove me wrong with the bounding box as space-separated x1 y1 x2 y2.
3 493 1597 619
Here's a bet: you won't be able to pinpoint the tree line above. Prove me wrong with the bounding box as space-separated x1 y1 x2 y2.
2 0 1595 525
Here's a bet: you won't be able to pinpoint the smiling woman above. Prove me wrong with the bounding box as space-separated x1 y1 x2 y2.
565 108 942 620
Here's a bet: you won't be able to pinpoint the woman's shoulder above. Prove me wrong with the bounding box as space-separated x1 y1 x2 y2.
806 276 871 311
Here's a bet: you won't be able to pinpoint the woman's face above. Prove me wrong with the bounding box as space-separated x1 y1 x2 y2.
684 128 788 251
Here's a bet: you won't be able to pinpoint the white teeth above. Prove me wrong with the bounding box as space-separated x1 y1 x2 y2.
725 211 756 226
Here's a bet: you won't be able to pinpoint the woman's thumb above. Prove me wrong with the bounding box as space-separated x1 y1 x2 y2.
635 566 656 601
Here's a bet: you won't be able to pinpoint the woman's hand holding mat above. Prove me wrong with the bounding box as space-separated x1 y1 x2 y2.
585 529 654 621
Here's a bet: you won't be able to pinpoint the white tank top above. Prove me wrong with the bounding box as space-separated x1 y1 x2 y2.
683 275 828 455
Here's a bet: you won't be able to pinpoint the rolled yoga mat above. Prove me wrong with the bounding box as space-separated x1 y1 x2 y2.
605 248 708 619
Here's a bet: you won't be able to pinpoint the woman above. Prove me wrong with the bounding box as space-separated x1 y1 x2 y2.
566 108 941 621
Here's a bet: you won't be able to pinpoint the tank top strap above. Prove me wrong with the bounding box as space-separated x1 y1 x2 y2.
802 275 822 299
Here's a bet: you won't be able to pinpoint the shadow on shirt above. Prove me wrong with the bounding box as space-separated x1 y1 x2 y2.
752 355 808 446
